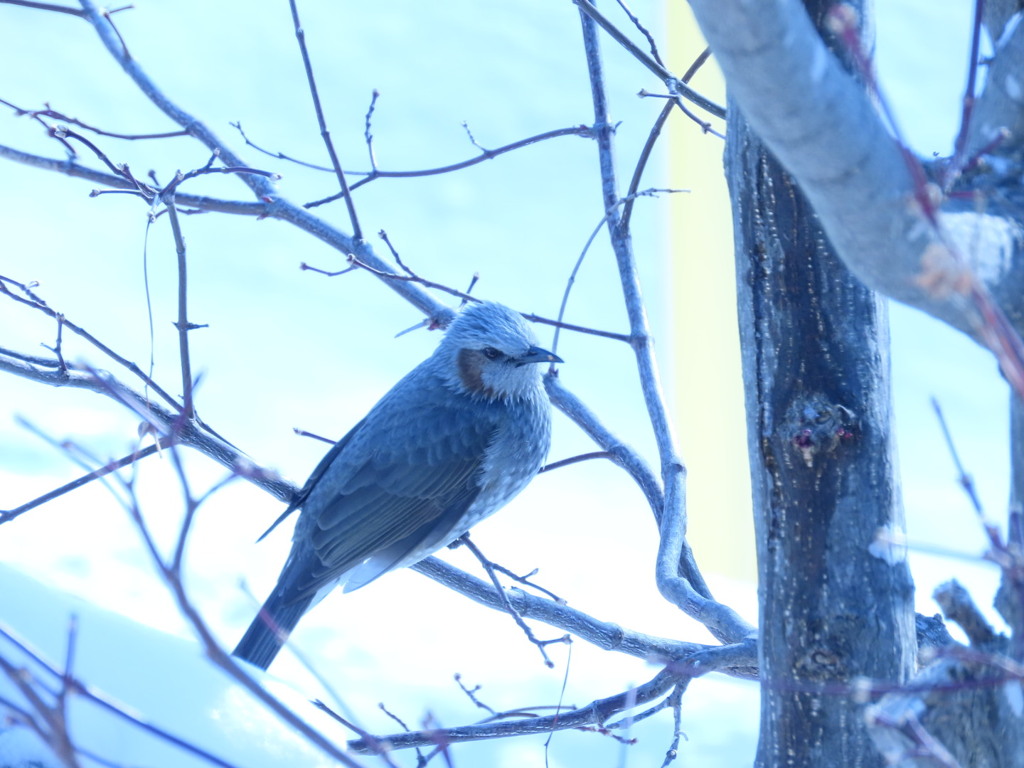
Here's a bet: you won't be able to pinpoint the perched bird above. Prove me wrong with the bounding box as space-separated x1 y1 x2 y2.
233 301 561 670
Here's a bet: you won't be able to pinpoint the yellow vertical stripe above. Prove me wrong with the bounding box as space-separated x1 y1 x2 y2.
666 4 755 582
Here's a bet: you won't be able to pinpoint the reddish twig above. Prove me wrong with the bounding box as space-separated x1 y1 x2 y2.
947 0 987 187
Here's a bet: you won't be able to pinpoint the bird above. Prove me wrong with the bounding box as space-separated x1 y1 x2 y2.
233 301 561 670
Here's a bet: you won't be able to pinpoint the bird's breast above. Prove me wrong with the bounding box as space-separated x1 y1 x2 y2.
458 393 552 531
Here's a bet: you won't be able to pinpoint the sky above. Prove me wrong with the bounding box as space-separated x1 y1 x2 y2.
0 1 1001 767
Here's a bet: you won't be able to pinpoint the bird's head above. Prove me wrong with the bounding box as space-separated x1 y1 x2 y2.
437 302 562 400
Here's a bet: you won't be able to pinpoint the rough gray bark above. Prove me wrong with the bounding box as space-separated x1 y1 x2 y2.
726 103 916 766
720 3 917 764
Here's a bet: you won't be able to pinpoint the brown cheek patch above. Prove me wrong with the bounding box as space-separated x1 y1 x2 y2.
457 348 487 393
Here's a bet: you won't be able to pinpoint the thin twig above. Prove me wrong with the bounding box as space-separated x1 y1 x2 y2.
0 620 245 768
0 356 294 504
305 125 595 207
161 190 196 419
454 674 497 716
456 535 566 667
1 97 187 139
931 397 985 517
364 89 380 171
288 0 362 239
334 248 633 343
623 47 711 230
0 438 168 525
0 274 183 412
614 0 664 66
488 565 566 605
552 188 685 356
621 101 674 231
946 0 986 189
349 668 681 754
53 616 80 767
0 143 268 213
657 683 688 768
681 47 712 84
0 0 85 15
572 0 725 120
540 451 613 473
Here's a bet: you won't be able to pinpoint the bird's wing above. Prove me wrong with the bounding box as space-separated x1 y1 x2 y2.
255 417 369 542
284 388 500 601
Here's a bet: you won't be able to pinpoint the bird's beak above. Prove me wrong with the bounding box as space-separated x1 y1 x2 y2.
518 346 563 365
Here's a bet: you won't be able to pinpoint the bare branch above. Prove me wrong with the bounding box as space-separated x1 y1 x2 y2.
540 451 614 474
0 0 84 15
621 101 674 231
623 46 713 230
305 125 595 208
411 557 738 671
946 0 986 187
931 397 986 517
0 356 293 503
456 534 568 667
0 275 183 412
572 0 725 123
349 667 682 754
1 97 188 139
0 439 168 525
363 89 380 172
614 0 664 67
0 620 245 768
332 242 633 343
160 192 196 419
0 143 268 213
287 0 362 239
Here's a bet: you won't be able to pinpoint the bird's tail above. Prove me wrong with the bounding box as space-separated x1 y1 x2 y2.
232 591 311 670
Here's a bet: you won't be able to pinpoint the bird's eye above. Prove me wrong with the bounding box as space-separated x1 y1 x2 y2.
481 347 503 361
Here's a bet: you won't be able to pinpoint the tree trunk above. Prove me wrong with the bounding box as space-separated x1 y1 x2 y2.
726 106 917 765
723 5 916 762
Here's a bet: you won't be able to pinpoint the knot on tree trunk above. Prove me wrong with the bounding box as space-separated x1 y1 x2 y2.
784 393 857 469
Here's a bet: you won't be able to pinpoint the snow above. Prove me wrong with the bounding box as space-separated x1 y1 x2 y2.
0 564 338 768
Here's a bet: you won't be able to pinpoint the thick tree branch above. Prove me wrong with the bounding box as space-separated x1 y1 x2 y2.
686 0 1024 347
